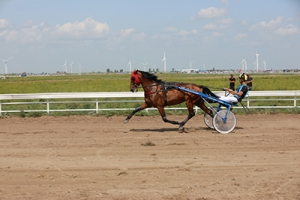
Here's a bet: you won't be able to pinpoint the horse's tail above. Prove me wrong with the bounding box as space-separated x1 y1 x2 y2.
200 85 220 98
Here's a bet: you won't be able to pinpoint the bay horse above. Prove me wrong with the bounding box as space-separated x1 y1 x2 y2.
124 70 219 132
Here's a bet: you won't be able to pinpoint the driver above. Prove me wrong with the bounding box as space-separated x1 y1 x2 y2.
220 73 249 103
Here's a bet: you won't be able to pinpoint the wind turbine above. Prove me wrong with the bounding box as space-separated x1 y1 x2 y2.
62 61 67 73
128 60 132 72
69 61 73 73
240 58 247 71
240 59 245 71
141 62 148 71
162 51 167 72
255 53 259 72
2 56 13 74
262 60 266 71
189 61 194 69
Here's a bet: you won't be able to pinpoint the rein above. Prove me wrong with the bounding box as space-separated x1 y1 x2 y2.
202 86 225 91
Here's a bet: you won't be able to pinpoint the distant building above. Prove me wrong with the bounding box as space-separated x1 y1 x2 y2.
180 69 200 73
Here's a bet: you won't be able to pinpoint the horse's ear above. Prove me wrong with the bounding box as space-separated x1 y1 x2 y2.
131 69 138 76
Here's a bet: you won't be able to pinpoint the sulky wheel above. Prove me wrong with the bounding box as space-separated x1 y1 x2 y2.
204 112 214 129
203 107 218 129
212 110 236 134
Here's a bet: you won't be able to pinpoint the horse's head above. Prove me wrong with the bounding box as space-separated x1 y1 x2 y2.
130 70 141 92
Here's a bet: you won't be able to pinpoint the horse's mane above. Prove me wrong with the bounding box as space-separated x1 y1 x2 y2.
140 71 163 83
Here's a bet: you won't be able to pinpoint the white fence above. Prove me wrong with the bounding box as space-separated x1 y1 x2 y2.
0 90 299 115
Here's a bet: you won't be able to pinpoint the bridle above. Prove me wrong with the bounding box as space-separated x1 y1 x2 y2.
131 71 161 94
131 78 161 94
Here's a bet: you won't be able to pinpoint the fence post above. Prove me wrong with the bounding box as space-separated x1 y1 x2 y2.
247 97 250 108
195 106 198 113
0 101 2 116
96 98 99 114
46 99 50 114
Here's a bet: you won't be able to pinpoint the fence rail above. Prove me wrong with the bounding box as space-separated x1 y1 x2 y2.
0 90 299 115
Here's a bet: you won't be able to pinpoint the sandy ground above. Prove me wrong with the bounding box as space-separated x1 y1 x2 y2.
0 114 299 200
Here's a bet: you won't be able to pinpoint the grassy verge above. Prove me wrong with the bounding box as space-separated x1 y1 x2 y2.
0 73 299 117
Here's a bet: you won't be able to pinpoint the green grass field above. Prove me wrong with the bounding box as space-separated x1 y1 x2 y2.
0 73 299 117
0 73 299 94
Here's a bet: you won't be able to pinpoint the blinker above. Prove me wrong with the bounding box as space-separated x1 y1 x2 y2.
131 71 141 85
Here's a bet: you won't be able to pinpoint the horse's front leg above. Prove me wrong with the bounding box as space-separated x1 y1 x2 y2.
124 103 148 123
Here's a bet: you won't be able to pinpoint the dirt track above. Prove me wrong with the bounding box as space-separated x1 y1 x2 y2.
0 114 299 200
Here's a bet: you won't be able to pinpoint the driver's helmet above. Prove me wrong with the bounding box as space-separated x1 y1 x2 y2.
239 73 248 81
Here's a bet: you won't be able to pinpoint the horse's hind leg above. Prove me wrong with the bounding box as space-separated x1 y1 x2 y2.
157 107 180 125
179 111 195 127
177 102 195 132
195 98 214 117
159 102 195 133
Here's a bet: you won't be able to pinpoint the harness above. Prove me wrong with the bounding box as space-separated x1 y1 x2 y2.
161 82 178 105
138 82 177 105
142 84 160 95
143 82 176 105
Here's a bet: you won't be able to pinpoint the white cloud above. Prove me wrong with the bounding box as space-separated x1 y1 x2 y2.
198 7 226 19
212 32 224 37
161 27 198 37
203 31 225 42
203 23 218 30
251 17 283 31
53 18 109 38
249 17 299 38
190 16 196 21
0 30 8 38
178 30 189 36
0 19 10 29
20 28 43 43
0 18 111 43
21 20 35 29
3 30 18 42
152 33 170 40
241 20 247 26
118 28 146 41
275 24 299 36
164 27 178 33
203 18 232 31
21 22 51 43
233 33 247 41
191 29 198 34
0 20 46 43
120 28 135 37
218 18 233 25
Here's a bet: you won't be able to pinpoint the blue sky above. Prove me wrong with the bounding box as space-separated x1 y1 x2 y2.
0 0 299 74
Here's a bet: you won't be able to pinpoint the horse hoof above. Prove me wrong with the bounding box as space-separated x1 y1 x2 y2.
178 127 184 133
124 119 129 124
